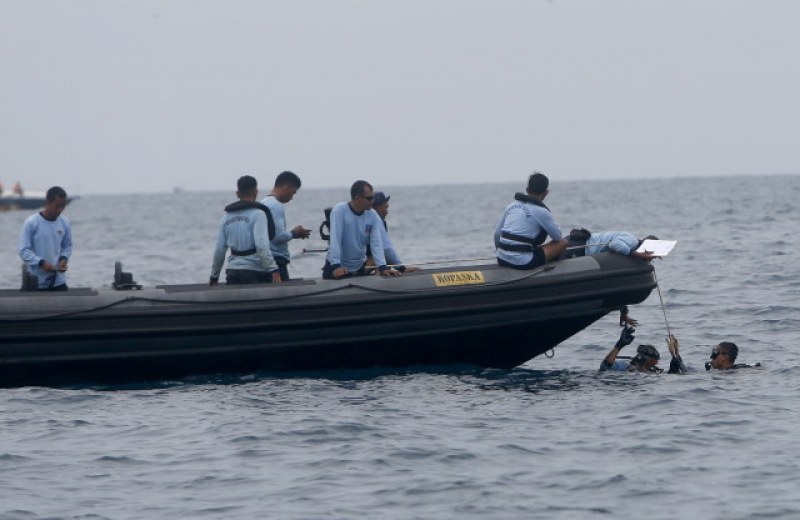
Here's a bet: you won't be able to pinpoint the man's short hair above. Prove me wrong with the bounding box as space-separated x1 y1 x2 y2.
46 186 67 201
718 342 739 362
527 172 549 194
237 175 258 195
350 180 373 199
274 171 301 189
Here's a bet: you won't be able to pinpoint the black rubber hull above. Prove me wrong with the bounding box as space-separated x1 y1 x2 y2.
0 254 656 387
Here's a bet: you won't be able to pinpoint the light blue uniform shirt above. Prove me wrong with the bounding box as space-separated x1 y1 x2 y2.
261 195 293 261
210 207 277 279
600 360 631 372
325 202 386 271
377 221 402 266
586 231 639 256
494 201 562 265
18 212 73 288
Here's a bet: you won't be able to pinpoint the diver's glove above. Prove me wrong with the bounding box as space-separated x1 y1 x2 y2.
615 326 635 350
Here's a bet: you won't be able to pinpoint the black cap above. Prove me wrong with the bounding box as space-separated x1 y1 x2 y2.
372 191 390 207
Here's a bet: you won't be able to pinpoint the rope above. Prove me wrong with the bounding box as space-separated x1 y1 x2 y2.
1 264 557 323
363 242 612 270
652 266 672 337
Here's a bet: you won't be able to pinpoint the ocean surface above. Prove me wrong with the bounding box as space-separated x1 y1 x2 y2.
1 175 798 519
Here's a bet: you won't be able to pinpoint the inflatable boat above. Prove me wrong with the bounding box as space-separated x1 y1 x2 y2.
0 253 656 387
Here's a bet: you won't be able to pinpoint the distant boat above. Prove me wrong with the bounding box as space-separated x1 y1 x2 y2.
0 190 77 212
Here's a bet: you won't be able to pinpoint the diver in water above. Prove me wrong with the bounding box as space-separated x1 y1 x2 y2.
600 306 687 373
600 325 665 373
704 341 760 370
602 320 758 373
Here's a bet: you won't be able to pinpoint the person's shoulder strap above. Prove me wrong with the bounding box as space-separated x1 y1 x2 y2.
224 200 276 240
514 192 549 211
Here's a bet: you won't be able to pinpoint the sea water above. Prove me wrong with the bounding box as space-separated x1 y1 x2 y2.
0 175 798 519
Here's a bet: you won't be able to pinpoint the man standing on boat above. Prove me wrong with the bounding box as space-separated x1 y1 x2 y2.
495 172 567 269
322 180 402 279
210 175 280 286
18 186 73 291
261 171 311 281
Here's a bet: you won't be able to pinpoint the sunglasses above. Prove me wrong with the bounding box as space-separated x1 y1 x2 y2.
358 195 375 201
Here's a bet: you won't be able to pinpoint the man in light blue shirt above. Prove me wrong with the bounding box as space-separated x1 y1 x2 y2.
587 231 657 260
366 191 418 273
18 186 73 291
210 175 280 285
322 180 402 280
562 229 657 260
261 171 311 281
495 172 567 269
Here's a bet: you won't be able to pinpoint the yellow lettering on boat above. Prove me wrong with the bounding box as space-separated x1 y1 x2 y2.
432 271 486 287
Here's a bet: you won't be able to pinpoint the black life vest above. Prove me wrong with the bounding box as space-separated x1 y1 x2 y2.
498 193 550 251
224 200 276 240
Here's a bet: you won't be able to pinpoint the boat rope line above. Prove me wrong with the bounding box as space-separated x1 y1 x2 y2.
652 266 672 337
348 264 557 295
364 243 613 270
364 257 495 269
0 284 360 322
1 265 559 322
0 296 143 322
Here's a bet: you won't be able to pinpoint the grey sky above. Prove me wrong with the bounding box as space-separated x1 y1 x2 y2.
1 0 798 194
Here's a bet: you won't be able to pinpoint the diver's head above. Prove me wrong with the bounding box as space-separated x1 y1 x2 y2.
631 344 660 372
708 341 738 370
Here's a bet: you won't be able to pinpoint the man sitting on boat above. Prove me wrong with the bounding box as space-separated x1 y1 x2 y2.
561 228 657 261
365 191 418 273
322 180 401 279
210 175 280 286
494 172 567 270
18 186 72 291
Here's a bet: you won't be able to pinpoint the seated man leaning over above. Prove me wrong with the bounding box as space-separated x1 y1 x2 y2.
562 228 657 261
495 172 567 270
322 180 402 280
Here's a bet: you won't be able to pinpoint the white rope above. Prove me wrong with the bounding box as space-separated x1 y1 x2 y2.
652 266 672 337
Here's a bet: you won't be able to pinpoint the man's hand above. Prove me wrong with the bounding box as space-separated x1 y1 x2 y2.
40 260 57 273
619 306 638 327
291 225 311 239
666 335 679 358
632 250 656 261
57 259 69 272
615 325 635 350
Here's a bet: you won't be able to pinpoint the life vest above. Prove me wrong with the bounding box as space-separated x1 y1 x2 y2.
224 200 276 240
497 193 550 252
